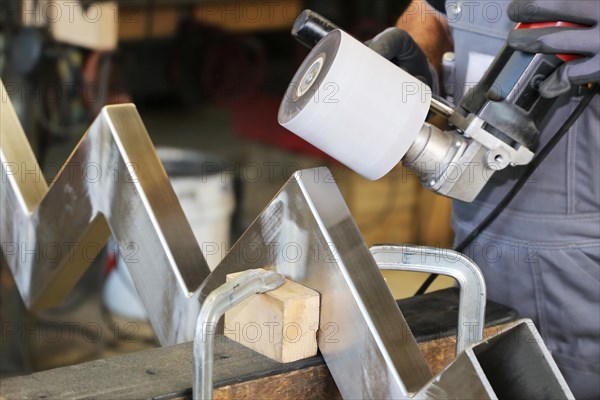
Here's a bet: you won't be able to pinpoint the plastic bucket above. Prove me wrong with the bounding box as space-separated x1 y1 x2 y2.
157 147 235 269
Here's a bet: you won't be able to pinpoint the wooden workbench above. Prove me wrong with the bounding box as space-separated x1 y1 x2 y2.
0 289 517 399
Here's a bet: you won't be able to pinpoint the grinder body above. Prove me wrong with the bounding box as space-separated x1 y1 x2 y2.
406 21 578 201
280 11 580 202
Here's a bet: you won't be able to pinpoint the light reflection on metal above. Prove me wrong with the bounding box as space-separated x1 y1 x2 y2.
1 80 210 346
370 244 486 354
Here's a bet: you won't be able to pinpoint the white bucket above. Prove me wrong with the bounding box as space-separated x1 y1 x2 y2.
103 148 235 321
158 147 235 269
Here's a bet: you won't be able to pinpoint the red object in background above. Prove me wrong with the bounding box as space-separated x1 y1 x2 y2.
201 31 332 158
232 95 333 160
515 21 584 62
104 248 117 277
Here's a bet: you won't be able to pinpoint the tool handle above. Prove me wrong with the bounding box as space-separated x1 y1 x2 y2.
459 21 585 149
292 9 340 48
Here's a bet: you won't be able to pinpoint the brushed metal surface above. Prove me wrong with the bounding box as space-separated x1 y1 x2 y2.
1 80 210 346
199 167 433 398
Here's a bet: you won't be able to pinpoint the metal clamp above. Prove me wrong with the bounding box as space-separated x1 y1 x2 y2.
370 245 486 354
192 269 285 400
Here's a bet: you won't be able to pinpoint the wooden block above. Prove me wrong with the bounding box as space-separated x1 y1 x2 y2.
224 270 319 363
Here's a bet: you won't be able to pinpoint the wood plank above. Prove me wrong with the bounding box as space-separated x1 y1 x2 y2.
0 324 515 399
214 365 342 400
0 289 518 399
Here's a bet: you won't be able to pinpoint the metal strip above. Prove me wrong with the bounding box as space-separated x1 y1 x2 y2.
413 349 497 400
1 80 210 346
199 167 433 398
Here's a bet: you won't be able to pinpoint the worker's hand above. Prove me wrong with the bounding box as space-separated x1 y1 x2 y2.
507 0 599 98
366 28 435 88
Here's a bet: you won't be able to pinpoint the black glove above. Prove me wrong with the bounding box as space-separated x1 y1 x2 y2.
507 0 600 98
366 28 435 88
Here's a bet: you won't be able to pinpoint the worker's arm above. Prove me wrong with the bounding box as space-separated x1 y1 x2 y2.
395 0 453 77
366 1 452 93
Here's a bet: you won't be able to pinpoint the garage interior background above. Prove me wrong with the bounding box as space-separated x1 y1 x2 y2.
0 0 454 375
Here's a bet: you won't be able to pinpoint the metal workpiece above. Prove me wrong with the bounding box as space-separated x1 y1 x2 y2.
193 269 285 400
414 319 575 399
413 349 497 400
199 167 433 398
0 80 210 346
370 245 486 354
2 70 571 398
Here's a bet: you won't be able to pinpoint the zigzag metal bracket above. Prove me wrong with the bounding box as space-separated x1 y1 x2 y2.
1 80 210 346
0 81 434 397
1 80 574 399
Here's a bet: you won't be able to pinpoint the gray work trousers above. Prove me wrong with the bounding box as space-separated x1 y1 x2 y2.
448 1 600 397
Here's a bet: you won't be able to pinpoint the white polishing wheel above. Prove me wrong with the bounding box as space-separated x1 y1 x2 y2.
278 29 431 180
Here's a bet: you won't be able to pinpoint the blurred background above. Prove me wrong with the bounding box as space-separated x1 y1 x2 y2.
0 0 453 376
